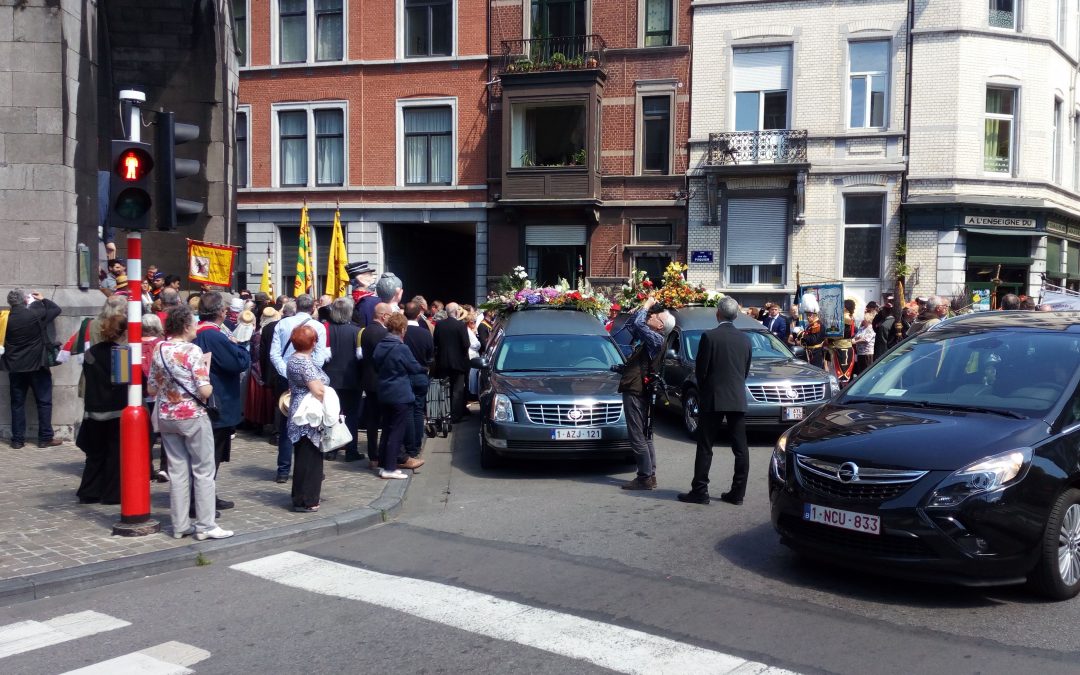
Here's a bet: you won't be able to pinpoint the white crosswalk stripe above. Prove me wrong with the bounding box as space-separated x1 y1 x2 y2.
60 641 211 675
232 551 799 675
0 611 130 659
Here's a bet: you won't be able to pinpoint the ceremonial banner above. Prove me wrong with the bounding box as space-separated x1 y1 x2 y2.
325 209 348 298
1043 289 1080 311
293 205 314 296
187 239 237 288
799 283 845 337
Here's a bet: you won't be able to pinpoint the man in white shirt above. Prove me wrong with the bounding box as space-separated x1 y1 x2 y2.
269 294 330 482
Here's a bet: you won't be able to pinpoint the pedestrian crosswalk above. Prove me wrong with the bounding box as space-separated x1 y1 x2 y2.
0 611 210 674
232 551 800 675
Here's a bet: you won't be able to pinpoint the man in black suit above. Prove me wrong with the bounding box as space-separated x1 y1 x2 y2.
403 301 434 460
433 302 470 422
679 297 752 505
359 302 391 468
3 289 62 449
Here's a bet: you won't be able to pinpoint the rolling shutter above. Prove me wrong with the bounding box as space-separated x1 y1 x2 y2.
725 197 788 266
525 225 587 246
1046 238 1062 277
733 47 792 92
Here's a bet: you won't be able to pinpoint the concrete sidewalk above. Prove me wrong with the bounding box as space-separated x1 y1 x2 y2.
0 429 425 604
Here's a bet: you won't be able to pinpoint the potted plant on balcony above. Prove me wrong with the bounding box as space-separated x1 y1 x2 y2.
513 57 533 73
569 55 585 69
551 52 567 70
571 148 587 166
585 54 599 68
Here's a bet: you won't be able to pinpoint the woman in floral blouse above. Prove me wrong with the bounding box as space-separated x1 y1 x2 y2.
148 305 234 541
285 323 330 512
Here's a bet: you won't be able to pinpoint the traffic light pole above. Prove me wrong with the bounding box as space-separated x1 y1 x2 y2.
113 89 159 537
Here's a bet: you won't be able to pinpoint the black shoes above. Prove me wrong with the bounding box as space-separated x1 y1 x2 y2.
677 491 710 505
621 475 657 491
38 438 62 448
216 498 235 510
719 492 744 505
275 474 289 484
11 441 24 449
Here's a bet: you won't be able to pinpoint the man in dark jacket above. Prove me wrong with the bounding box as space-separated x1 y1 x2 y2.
617 297 672 491
403 301 434 461
679 297 752 506
761 303 789 343
4 289 62 448
3 287 61 447
433 302 470 422
322 297 363 461
193 292 251 510
359 302 391 468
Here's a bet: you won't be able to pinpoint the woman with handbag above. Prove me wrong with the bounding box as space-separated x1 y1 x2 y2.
75 313 127 504
284 323 330 512
373 313 428 480
147 305 234 540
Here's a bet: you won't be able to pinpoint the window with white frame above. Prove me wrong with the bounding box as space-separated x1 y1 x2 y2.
843 195 884 279
641 95 672 174
642 0 672 47
1057 0 1068 44
404 106 453 184
531 0 587 39
236 110 249 187
725 197 787 286
848 41 888 129
277 106 346 187
988 0 1017 30
405 0 452 57
277 0 344 64
733 46 791 132
233 0 247 66
1053 98 1063 184
984 87 1016 174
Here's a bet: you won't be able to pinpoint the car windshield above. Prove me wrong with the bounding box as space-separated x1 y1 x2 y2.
842 330 1080 417
494 335 624 372
683 330 792 361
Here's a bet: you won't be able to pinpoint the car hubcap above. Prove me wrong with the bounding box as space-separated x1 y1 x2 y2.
1058 504 1080 586
685 394 698 434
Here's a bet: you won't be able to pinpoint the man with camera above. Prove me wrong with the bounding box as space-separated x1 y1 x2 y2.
617 296 674 491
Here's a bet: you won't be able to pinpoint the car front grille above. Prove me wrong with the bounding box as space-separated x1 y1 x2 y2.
747 383 827 403
795 456 926 505
505 439 632 452
524 402 623 427
778 515 937 559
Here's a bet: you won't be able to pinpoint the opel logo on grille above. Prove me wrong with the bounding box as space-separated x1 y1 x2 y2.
785 387 799 400
567 408 584 421
837 462 860 483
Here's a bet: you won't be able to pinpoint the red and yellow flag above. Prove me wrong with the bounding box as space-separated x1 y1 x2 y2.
187 239 237 288
293 205 314 296
325 209 348 298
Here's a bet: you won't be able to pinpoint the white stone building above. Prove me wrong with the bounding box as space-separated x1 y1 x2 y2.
906 0 1080 304
687 0 910 310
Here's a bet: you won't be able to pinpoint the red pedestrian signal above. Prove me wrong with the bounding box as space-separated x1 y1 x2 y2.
115 147 153 182
109 141 154 230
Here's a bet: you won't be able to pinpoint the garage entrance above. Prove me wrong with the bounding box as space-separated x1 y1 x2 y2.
382 222 476 305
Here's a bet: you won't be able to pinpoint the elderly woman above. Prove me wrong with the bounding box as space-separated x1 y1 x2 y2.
75 313 128 504
322 297 363 461
465 310 482 398
852 310 878 376
373 313 427 480
148 305 233 540
285 323 330 512
141 314 168 482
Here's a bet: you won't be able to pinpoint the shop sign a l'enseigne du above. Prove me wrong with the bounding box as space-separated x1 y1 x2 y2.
963 215 1037 229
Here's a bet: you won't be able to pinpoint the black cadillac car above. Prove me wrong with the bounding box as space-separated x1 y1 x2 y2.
769 311 1080 599
473 307 630 469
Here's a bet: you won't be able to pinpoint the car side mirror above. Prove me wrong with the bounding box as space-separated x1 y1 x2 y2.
666 349 678 360
470 356 488 370
791 345 806 358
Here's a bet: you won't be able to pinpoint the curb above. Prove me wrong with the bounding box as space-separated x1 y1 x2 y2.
0 474 411 607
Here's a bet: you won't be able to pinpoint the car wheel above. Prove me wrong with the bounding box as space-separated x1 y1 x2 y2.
1030 488 1080 600
683 387 700 439
479 432 503 470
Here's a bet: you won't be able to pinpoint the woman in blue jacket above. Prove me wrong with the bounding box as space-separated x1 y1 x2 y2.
373 313 428 480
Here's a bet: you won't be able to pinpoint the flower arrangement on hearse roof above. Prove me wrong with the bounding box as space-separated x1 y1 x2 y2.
480 266 611 320
616 262 724 311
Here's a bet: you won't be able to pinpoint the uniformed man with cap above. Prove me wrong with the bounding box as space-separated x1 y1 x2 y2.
347 261 379 326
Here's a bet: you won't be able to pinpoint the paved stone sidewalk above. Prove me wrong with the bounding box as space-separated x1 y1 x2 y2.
0 431 389 581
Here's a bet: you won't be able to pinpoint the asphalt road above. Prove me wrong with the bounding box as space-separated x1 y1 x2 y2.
2 410 1080 674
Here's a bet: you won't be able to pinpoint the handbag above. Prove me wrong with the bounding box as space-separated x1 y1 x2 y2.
320 414 352 454
158 345 221 422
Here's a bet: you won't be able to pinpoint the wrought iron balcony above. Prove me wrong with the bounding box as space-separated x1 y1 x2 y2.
498 34 606 76
706 130 809 166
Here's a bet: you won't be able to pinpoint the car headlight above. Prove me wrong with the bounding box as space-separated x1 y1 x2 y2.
491 394 514 422
926 448 1031 508
771 428 793 482
827 373 839 392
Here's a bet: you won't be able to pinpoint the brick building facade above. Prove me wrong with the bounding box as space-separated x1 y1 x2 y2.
485 0 691 293
236 0 490 304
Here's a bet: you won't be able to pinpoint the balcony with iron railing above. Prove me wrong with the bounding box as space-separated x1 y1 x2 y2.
497 34 606 76
705 130 809 169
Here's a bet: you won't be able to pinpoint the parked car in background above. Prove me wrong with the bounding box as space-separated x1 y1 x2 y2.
769 311 1080 599
610 307 837 437
474 307 630 469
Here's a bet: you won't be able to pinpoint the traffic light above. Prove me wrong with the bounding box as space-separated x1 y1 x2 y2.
109 140 155 230
156 111 203 229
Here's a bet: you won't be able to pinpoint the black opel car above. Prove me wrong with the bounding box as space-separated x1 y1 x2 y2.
769 312 1080 599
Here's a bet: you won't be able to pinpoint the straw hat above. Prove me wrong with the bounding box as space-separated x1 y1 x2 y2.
239 310 255 326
